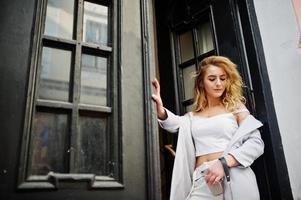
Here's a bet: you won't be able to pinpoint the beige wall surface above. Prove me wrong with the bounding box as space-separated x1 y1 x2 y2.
254 0 301 199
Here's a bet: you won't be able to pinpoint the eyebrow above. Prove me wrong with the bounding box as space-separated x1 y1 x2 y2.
207 74 227 78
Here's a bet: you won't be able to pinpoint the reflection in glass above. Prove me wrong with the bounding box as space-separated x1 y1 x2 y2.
80 54 107 106
44 0 74 39
83 2 108 45
183 65 196 100
179 31 194 63
76 115 107 175
29 111 69 175
38 47 71 102
197 22 214 54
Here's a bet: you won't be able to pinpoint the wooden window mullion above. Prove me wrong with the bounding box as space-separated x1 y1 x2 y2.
69 0 84 173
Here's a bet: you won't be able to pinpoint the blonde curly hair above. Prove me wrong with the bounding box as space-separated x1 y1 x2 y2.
193 56 245 112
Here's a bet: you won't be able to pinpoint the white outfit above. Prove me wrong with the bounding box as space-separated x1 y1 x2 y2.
185 160 223 200
191 112 239 156
158 108 264 200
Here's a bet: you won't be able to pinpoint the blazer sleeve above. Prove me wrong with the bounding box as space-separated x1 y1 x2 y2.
157 108 182 133
228 129 264 168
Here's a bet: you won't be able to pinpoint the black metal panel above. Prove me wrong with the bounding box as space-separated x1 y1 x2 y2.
169 0 211 31
210 0 241 66
154 1 179 199
0 0 37 199
154 1 179 114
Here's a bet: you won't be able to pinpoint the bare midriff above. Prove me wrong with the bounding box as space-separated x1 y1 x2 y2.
195 151 223 168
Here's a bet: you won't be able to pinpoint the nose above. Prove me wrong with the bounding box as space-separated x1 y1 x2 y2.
216 78 222 86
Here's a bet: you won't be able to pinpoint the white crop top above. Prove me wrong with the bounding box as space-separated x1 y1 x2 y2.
191 108 248 156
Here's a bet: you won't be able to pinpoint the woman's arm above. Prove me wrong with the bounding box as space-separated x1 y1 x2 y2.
227 129 264 167
152 78 167 120
157 108 182 133
225 107 250 167
206 108 263 185
152 79 182 133
228 107 264 167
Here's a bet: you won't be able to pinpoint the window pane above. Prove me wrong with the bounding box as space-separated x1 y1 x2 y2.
183 65 196 100
179 31 194 63
197 22 214 54
38 47 71 102
83 2 108 45
80 54 107 106
44 0 74 39
76 114 107 175
29 111 69 175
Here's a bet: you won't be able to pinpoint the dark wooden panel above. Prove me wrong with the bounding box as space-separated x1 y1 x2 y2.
0 0 37 199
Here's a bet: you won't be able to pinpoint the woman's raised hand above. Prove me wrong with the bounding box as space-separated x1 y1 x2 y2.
152 78 167 120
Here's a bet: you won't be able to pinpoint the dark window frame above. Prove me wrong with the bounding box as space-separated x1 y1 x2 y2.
172 6 217 114
18 0 122 190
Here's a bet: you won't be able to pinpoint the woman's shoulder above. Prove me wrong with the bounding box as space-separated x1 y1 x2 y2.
184 111 193 118
232 102 249 114
232 103 250 125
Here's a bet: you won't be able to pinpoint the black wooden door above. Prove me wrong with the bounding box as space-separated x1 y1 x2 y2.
0 0 149 200
155 0 292 199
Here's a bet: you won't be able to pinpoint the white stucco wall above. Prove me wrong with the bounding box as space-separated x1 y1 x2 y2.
253 0 301 199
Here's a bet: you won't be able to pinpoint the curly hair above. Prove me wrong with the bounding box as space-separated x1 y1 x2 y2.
193 56 245 112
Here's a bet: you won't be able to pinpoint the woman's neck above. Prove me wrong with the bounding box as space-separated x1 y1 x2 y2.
207 97 222 108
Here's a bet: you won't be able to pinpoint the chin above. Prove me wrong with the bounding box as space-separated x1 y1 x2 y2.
213 93 223 98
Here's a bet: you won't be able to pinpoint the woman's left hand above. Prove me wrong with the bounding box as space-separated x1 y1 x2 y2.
204 160 225 185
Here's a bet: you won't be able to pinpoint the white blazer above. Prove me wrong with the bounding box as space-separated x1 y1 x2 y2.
158 109 264 200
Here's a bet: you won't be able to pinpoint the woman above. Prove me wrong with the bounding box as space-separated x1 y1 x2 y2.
152 56 264 200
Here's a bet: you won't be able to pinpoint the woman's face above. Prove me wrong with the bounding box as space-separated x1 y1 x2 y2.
202 65 227 100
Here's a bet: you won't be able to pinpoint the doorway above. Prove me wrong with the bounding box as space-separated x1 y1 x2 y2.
154 0 293 199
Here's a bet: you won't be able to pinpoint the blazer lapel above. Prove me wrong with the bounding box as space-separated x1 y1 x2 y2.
225 115 263 153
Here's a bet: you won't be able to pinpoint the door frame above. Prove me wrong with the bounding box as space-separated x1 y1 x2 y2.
140 0 162 199
235 0 293 199
151 0 293 199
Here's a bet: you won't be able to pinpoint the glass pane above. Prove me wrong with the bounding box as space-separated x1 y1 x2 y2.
197 22 214 54
44 0 74 39
83 2 108 45
80 54 107 106
29 111 69 175
179 31 194 63
76 115 107 175
183 65 196 100
38 47 71 102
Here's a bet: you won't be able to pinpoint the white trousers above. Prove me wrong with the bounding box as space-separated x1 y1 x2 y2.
185 160 224 200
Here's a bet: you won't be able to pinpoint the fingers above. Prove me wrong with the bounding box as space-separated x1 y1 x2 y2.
204 165 224 185
205 173 223 185
206 174 217 185
152 78 160 95
151 78 162 104
213 176 222 185
151 78 165 114
151 94 160 103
